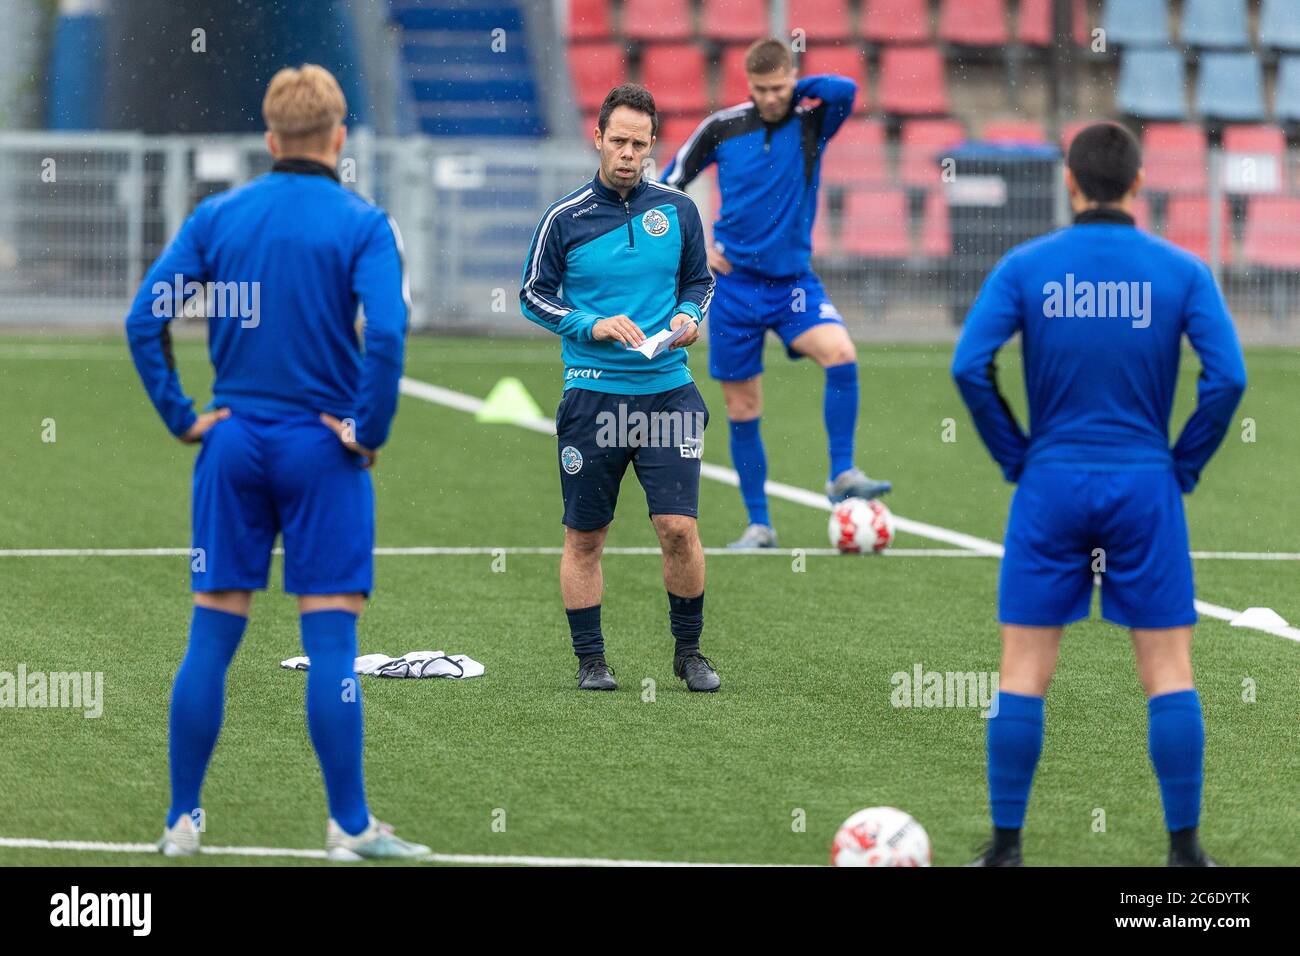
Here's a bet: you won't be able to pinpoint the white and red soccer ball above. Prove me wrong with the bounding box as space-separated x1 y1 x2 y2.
831 806 932 867
829 497 895 554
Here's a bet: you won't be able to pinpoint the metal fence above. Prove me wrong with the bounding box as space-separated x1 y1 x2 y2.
0 129 1297 342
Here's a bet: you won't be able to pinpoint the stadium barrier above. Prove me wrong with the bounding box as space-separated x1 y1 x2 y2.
0 130 1296 341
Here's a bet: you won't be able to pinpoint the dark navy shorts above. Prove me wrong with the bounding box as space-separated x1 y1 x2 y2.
555 383 709 531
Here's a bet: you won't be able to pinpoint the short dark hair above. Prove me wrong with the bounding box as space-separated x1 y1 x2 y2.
1067 122 1142 203
744 37 793 75
598 83 658 138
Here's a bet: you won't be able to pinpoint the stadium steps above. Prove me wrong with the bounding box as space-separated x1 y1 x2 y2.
389 1 546 136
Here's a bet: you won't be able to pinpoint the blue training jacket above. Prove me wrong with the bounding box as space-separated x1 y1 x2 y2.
125 159 409 451
519 171 714 394
951 208 1247 492
660 74 856 278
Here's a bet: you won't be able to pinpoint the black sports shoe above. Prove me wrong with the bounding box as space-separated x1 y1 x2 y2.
576 656 617 691
674 651 720 692
965 842 1024 867
1168 847 1221 867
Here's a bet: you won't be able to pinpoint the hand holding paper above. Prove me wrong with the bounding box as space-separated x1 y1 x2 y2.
632 315 699 359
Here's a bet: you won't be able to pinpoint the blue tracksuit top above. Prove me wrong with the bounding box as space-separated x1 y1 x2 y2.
125 159 410 450
660 74 857 278
951 208 1247 492
519 171 714 394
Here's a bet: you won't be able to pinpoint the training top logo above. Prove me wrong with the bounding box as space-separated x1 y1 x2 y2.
641 209 670 237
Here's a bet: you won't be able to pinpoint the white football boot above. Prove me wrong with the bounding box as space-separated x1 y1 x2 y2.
157 813 201 857
326 815 432 862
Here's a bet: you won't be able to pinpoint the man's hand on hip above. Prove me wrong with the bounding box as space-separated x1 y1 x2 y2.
593 315 646 348
180 408 231 444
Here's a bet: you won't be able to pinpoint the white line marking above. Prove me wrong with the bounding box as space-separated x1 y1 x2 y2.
397 376 1300 644
0 836 793 867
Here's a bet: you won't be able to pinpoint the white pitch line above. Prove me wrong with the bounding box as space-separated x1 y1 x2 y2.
0 836 791 867
398 375 1300 644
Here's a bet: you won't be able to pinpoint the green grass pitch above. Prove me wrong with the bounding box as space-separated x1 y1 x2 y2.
0 333 1296 866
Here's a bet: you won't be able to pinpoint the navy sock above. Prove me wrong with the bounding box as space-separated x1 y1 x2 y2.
167 606 247 828
987 691 1045 830
567 605 604 658
1148 689 1204 832
728 418 770 527
668 591 704 655
823 362 859 481
302 610 369 836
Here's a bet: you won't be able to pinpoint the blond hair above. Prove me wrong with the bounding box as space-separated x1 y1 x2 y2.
262 64 346 151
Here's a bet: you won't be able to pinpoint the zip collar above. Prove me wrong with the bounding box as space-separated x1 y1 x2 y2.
590 170 648 204
272 157 341 183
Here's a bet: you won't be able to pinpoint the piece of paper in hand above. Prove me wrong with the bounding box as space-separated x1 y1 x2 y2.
631 321 693 359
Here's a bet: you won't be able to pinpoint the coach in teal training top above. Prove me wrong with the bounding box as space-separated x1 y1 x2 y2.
519 84 720 693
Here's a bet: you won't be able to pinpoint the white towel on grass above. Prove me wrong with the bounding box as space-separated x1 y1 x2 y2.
279 651 484 679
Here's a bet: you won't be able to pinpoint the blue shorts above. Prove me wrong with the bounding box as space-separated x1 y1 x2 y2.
708 267 844 381
999 465 1196 629
191 411 374 595
556 384 709 531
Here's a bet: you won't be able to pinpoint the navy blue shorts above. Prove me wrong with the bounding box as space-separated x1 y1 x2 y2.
708 267 845 381
191 411 374 595
999 465 1196 629
555 384 709 531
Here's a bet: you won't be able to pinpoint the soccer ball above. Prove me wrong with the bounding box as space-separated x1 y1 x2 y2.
831 806 932 867
829 497 894 553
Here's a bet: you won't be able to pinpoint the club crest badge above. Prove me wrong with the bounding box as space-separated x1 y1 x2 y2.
561 445 584 474
641 209 670 237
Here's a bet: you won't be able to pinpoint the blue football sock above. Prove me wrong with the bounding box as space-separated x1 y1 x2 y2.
728 417 769 527
987 691 1045 830
166 606 247 828
302 610 370 836
1148 689 1204 832
824 362 859 481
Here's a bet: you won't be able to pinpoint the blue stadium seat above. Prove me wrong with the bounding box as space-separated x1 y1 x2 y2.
1260 0 1300 52
1276 56 1300 123
1180 0 1249 50
1196 51 1266 122
1116 48 1186 120
1101 0 1170 48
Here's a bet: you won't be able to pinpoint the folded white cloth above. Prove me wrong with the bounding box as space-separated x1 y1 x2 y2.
280 650 484 679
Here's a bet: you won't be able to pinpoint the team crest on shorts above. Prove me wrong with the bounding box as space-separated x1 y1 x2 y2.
641 209 670 237
561 445 584 474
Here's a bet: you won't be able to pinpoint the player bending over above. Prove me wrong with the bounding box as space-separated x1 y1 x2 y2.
126 65 428 860
520 84 719 693
662 38 891 549
952 123 1246 867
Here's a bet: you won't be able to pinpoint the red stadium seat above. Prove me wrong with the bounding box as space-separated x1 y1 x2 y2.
812 190 836 255
1243 197 1300 268
571 44 627 111
656 115 708 159
938 0 1009 47
1222 124 1287 193
899 118 966 186
1142 123 1208 193
842 187 912 258
1164 195 1233 263
641 44 710 113
719 46 752 106
789 0 854 41
622 0 693 42
800 45 869 97
982 119 1048 143
878 46 949 115
861 0 931 44
700 0 769 42
1131 195 1152 231
820 118 889 185
1017 0 1089 46
920 188 952 257
566 0 612 41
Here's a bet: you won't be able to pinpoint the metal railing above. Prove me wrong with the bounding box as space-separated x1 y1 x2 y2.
0 130 1296 342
